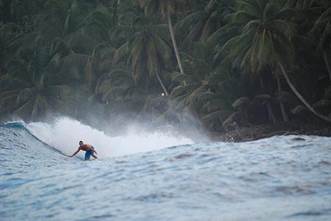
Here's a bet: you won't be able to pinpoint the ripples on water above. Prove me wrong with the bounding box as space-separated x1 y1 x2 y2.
0 122 331 221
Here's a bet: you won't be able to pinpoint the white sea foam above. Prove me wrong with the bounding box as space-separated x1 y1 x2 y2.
26 117 193 158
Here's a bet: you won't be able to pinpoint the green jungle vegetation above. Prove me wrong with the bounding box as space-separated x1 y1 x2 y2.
1 0 331 133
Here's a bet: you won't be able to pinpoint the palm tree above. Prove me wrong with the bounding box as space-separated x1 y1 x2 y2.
176 0 219 44
279 64 331 123
13 75 72 120
0 74 28 115
0 34 75 120
94 66 137 103
93 65 155 120
221 0 296 121
0 62 73 121
170 42 215 114
222 0 331 123
137 0 189 76
176 0 234 45
113 19 172 95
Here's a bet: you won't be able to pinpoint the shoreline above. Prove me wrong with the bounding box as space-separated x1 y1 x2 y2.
209 121 331 142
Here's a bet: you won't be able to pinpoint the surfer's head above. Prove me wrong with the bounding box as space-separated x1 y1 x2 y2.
79 141 84 146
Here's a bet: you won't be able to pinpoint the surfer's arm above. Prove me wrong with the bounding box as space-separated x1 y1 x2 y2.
70 147 80 157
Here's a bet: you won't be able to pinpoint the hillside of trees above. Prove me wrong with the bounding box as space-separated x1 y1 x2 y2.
1 0 331 134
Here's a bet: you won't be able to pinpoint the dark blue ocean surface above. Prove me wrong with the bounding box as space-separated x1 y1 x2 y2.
0 121 331 221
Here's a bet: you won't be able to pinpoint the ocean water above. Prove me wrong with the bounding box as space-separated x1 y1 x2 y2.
0 118 331 221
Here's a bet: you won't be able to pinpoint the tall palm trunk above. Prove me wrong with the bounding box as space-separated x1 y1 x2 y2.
323 51 331 82
279 63 331 123
155 71 169 96
275 72 289 122
167 11 185 75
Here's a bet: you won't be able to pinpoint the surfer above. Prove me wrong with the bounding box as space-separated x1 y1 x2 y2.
70 141 98 160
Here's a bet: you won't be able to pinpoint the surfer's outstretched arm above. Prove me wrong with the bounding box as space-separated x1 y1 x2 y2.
70 147 80 157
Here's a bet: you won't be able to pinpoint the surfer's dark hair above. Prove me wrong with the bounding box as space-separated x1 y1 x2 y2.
79 141 83 144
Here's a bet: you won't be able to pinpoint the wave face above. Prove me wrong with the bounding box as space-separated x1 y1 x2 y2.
1 119 331 221
26 117 194 158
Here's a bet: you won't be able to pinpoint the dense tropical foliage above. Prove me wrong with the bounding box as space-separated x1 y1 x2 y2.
1 0 331 131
